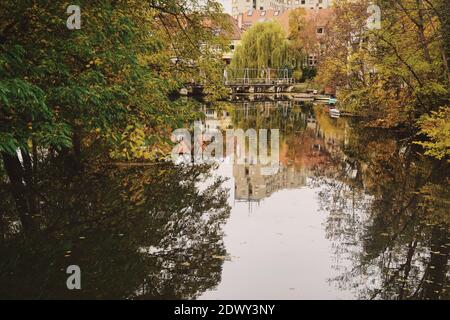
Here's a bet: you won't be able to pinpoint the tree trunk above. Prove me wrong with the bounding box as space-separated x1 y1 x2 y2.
1 151 35 235
420 226 449 299
32 139 38 177
72 129 81 159
20 148 38 217
438 0 450 81
416 0 432 64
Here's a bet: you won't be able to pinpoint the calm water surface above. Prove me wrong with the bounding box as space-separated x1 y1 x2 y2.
0 97 448 299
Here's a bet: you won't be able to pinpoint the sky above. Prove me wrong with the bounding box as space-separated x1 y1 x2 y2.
218 0 232 14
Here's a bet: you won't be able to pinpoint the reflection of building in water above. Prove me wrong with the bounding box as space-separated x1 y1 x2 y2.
226 101 350 202
203 109 233 131
233 164 309 201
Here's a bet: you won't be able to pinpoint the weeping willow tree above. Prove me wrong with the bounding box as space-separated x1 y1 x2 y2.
230 21 293 71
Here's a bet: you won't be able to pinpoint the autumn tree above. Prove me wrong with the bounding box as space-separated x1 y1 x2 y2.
0 0 229 232
315 0 449 159
288 8 326 69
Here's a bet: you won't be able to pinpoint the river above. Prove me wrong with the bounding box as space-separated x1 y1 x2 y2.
0 96 448 299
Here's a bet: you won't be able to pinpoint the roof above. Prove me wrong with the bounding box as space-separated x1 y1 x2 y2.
202 13 243 40
224 14 243 40
236 9 290 34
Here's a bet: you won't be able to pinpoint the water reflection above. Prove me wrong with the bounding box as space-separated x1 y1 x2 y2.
315 127 450 299
199 97 449 299
0 162 230 299
0 96 448 299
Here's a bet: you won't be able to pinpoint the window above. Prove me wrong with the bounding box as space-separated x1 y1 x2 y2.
301 0 305 4
308 54 318 66
316 27 324 34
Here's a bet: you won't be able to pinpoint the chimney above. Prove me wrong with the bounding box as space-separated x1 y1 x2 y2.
237 13 243 30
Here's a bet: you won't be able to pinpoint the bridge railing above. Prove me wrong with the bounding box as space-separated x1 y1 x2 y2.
224 68 294 86
226 78 295 85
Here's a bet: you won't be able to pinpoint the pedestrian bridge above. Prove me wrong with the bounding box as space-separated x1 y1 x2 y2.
224 68 295 93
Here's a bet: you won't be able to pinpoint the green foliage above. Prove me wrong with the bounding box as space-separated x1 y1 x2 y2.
415 107 450 160
0 0 228 161
230 21 293 70
0 44 72 154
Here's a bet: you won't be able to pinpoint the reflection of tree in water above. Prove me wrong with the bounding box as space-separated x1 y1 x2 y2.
230 100 308 136
0 161 230 299
313 127 449 300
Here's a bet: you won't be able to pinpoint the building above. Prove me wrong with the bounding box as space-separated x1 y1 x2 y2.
268 0 333 11
203 108 233 131
234 8 334 66
233 164 309 201
236 8 291 33
230 0 263 15
235 8 333 35
201 13 243 64
231 0 333 15
222 14 243 64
